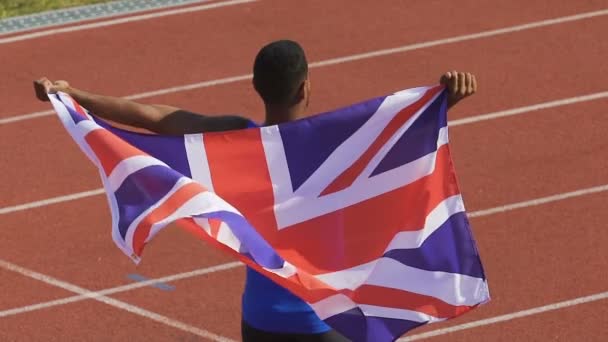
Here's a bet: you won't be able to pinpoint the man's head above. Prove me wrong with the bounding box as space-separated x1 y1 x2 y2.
253 40 310 123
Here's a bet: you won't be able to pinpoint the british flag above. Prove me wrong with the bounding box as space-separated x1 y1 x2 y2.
48 85 490 342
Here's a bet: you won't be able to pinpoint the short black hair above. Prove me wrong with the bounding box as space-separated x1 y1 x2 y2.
253 40 308 105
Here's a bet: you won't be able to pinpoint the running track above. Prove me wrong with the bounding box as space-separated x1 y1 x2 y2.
1 0 607 340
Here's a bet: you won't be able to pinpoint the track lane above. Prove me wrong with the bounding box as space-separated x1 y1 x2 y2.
1 0 606 118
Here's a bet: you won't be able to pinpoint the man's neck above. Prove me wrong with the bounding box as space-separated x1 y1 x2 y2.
263 103 305 126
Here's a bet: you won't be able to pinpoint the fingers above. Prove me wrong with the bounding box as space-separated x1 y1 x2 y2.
33 77 53 101
49 80 71 95
442 71 477 95
439 72 449 86
47 83 61 94
439 71 453 86
33 77 70 102
449 71 458 94
471 74 478 93
37 77 52 91
50 80 69 93
459 72 467 96
465 73 473 95
440 71 477 108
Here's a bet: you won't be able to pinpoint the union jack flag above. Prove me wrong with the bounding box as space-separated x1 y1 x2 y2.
48 85 490 342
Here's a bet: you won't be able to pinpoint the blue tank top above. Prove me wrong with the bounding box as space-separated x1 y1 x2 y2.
241 120 330 334
242 267 331 333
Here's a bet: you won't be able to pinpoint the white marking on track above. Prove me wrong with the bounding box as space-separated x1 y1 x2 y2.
0 259 236 341
449 91 608 127
0 189 105 215
399 290 608 341
0 261 242 318
468 185 608 218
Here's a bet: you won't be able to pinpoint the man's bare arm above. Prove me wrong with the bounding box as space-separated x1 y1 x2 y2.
33 78 249 135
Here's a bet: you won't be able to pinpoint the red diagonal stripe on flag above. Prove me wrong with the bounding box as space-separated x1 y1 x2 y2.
85 129 148 176
350 284 474 319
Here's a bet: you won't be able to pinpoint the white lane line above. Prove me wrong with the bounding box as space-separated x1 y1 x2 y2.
1 90 606 216
0 189 105 215
399 291 608 341
311 8 608 67
0 109 53 123
0 0 257 45
0 259 236 342
468 184 608 218
450 91 608 127
3 8 608 125
0 261 243 318
2 184 607 319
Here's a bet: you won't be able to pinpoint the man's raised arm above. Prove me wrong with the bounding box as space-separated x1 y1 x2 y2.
33 77 249 135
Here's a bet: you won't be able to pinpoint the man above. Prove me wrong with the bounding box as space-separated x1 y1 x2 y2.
34 40 477 341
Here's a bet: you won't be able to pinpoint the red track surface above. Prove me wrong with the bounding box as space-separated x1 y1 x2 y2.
1 0 607 341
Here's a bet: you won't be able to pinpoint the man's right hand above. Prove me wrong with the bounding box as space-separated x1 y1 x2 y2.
439 71 477 109
33 77 70 102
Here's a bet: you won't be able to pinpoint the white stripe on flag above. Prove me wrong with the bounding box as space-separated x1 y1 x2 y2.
260 125 294 207
310 297 447 323
216 222 242 252
315 260 377 291
309 293 357 320
385 195 465 250
75 120 101 136
107 155 168 192
359 304 444 323
315 256 487 307
185 133 215 191
194 217 212 235
365 258 487 307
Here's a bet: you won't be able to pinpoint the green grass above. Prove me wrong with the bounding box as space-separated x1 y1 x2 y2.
0 0 113 19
